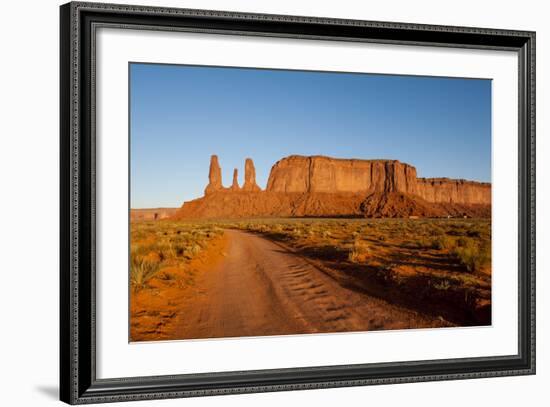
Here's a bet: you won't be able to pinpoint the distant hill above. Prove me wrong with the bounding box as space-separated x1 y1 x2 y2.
130 208 178 222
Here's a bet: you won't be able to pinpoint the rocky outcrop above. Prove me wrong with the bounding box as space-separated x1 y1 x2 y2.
243 158 261 192
174 154 491 219
174 191 490 220
204 155 223 195
266 155 416 194
230 168 240 191
266 155 490 205
415 178 490 204
175 192 364 219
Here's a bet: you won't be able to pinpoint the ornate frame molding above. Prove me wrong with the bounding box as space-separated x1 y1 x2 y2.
60 2 535 404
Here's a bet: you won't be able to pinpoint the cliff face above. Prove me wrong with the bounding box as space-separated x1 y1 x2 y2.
415 178 491 205
173 155 491 219
266 156 417 194
266 155 490 205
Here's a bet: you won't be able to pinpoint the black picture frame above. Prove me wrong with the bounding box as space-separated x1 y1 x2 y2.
60 1 536 404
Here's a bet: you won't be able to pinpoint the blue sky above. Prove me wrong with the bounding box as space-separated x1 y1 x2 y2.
130 63 491 208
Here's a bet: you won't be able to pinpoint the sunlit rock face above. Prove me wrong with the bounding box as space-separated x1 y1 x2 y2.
242 158 261 192
204 155 223 195
230 168 240 191
175 154 491 219
266 155 490 205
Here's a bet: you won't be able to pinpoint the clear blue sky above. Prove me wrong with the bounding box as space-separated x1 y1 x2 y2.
130 63 491 208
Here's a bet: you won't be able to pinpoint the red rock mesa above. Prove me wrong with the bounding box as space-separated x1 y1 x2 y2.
174 155 491 219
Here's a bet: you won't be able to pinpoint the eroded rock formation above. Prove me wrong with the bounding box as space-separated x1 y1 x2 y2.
243 158 261 192
204 155 223 195
266 156 490 205
175 155 491 219
230 168 240 191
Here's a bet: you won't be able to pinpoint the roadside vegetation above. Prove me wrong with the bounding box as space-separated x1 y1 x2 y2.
130 221 224 291
130 217 491 330
225 218 491 325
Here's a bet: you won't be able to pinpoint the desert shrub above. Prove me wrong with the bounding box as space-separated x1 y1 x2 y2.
130 243 152 258
157 270 175 281
466 229 482 238
192 230 208 239
210 226 224 236
432 235 455 250
404 238 431 249
173 243 185 257
432 279 452 291
155 241 176 260
456 237 468 247
183 244 201 260
255 225 269 233
374 263 399 285
130 256 161 289
348 239 370 263
452 240 490 273
428 225 445 237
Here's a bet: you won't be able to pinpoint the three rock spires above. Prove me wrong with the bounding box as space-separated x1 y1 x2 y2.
204 155 261 195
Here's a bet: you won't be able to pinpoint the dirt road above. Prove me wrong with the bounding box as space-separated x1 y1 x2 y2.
174 230 444 339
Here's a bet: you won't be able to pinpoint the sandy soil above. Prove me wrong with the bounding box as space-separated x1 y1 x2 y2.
170 230 449 340
130 233 228 342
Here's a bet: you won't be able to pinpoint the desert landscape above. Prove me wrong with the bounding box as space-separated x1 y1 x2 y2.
130 154 491 342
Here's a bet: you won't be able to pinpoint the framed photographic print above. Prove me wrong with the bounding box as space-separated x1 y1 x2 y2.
60 1 536 404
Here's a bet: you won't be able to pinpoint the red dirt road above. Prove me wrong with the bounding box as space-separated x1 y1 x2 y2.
173 230 446 340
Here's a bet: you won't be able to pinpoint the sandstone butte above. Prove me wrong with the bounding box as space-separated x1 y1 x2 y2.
172 155 491 219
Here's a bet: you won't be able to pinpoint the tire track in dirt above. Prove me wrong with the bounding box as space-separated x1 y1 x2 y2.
174 230 446 340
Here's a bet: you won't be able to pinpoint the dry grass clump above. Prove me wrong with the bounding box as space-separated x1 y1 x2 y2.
348 239 371 263
431 235 455 250
130 256 161 290
403 238 431 249
130 221 224 290
452 239 491 273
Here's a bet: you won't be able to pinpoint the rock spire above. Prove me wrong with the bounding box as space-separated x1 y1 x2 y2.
242 158 261 192
204 155 223 195
231 168 240 191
